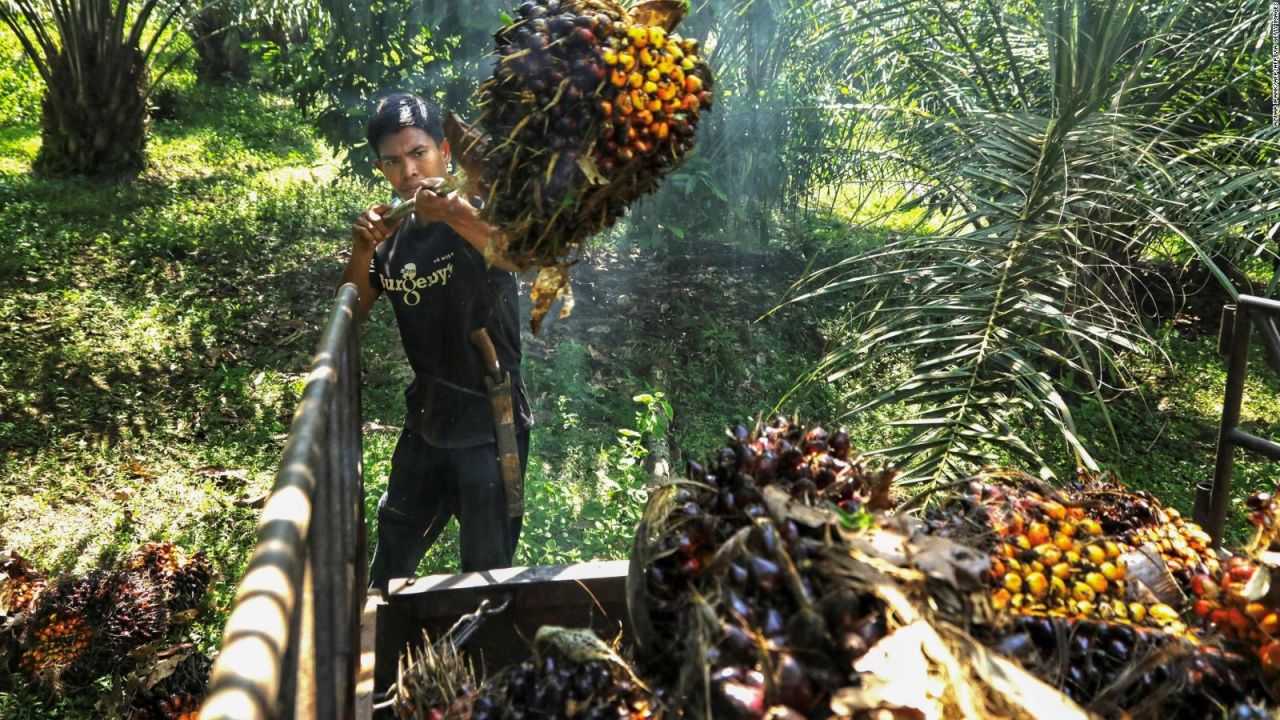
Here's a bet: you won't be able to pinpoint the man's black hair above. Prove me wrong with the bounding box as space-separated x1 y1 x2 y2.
366 93 445 155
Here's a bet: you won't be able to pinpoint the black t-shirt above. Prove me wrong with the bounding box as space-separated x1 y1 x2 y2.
370 219 532 448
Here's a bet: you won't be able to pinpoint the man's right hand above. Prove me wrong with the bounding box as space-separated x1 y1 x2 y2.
352 204 401 253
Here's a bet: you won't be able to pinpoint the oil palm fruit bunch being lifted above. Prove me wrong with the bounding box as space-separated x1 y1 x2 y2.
473 0 713 332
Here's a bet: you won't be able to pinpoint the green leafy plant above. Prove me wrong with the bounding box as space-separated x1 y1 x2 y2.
791 0 1279 488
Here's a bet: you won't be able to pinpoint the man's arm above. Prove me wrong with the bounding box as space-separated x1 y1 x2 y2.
412 180 522 273
340 204 401 320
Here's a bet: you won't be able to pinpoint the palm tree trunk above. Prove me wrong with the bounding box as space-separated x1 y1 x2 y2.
35 41 148 176
190 7 252 81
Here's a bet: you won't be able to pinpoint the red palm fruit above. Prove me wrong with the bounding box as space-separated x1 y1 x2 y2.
1193 598 1214 618
1190 573 1221 600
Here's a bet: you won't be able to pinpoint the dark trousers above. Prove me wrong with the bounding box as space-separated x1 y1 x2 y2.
368 429 529 593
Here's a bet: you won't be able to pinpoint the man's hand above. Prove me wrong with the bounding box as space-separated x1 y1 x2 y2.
343 204 401 321
411 179 521 273
352 204 401 253
411 178 474 228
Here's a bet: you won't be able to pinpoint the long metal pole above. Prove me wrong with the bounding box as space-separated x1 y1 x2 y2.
202 284 361 720
1208 303 1253 546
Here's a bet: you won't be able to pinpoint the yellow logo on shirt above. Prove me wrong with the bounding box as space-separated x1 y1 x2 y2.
380 260 453 306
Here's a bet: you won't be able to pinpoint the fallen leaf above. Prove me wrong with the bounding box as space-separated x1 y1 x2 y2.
195 466 250 486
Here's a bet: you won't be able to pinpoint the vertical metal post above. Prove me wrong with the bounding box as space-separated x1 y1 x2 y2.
1218 304 1236 356
1209 304 1252 545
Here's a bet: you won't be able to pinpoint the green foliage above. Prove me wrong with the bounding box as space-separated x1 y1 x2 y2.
252 0 507 174
0 24 41 124
793 0 1279 487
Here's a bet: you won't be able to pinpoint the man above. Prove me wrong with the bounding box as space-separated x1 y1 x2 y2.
340 93 533 592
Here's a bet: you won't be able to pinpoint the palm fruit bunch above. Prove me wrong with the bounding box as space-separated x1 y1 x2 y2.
123 541 214 615
1089 490 1221 587
392 628 478 720
1245 490 1280 553
128 649 212 720
629 419 899 719
1182 491 1280 680
987 614 1274 717
1 550 46 617
449 627 655 720
930 474 1205 633
475 0 713 332
19 569 173 690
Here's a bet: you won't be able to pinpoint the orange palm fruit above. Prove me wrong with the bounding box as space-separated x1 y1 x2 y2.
992 588 1012 610
1027 522 1051 546
1072 583 1096 602
1129 602 1146 622
611 69 628 87
1035 544 1063 565
646 68 662 83
1084 544 1106 565
1085 572 1108 594
1099 561 1120 581
1078 518 1102 536
1050 575 1068 597
1051 562 1072 579
1148 603 1179 624
1261 612 1280 635
685 75 703 93
1041 500 1067 521
1004 573 1023 593
629 72 645 89
1054 533 1074 551
1104 541 1122 559
1025 572 1049 597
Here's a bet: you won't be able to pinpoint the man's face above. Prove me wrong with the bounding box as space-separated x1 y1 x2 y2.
374 127 451 201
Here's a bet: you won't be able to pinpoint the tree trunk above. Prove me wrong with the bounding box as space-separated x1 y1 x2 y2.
190 7 252 81
35 42 149 176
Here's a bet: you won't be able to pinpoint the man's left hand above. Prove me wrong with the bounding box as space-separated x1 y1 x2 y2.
412 177 474 228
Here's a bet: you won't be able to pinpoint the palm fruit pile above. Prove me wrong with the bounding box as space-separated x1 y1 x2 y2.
1178 491 1280 682
17 569 171 690
394 626 656 720
2 541 214 700
928 476 1200 630
924 472 1280 715
626 419 1025 720
989 615 1273 717
123 541 214 615
1 550 46 617
475 0 713 332
128 649 212 720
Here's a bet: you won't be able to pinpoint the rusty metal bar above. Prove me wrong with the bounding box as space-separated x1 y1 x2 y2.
202 284 365 720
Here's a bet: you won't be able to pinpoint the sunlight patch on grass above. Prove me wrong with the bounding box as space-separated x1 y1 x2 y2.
0 123 38 174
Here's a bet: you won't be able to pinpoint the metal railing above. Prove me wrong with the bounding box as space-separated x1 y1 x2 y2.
201 283 367 720
1198 294 1280 545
